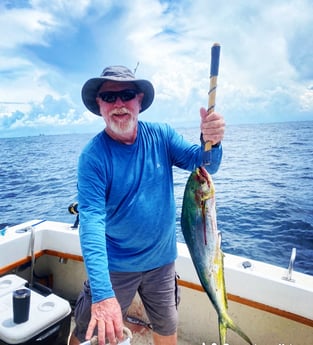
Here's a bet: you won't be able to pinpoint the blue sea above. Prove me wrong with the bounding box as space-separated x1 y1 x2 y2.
1 121 312 275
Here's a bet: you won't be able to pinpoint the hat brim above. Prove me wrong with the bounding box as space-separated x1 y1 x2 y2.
81 77 154 115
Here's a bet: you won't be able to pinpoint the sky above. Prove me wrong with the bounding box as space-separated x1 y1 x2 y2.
0 0 313 137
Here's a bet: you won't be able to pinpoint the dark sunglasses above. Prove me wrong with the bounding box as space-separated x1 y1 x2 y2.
97 89 139 103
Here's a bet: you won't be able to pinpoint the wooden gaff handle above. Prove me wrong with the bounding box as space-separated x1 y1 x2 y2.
204 43 221 151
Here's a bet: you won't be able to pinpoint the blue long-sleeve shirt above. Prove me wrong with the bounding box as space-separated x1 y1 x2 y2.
77 121 222 303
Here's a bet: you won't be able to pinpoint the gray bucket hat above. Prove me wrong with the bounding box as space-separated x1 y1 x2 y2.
81 65 155 115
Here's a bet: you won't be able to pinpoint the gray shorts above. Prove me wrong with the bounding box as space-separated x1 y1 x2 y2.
73 262 179 341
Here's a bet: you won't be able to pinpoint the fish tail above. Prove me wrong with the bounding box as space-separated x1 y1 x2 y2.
219 314 253 345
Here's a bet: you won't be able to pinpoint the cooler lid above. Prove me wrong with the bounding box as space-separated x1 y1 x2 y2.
0 283 71 344
0 275 27 298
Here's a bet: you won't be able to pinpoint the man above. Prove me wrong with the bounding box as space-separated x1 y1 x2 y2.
69 65 225 345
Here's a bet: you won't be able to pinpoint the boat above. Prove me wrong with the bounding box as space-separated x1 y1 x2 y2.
0 219 312 344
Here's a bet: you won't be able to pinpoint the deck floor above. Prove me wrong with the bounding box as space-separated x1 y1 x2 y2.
70 318 192 345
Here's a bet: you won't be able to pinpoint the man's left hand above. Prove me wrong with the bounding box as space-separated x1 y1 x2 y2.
200 108 225 145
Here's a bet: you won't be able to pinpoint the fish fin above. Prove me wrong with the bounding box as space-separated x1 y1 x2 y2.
218 320 227 345
219 249 228 310
219 315 253 345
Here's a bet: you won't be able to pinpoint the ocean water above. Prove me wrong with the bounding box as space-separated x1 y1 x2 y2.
1 121 312 275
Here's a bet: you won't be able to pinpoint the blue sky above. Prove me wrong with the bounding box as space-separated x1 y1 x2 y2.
0 0 313 137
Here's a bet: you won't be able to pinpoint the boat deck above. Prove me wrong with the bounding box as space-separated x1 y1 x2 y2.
69 319 192 345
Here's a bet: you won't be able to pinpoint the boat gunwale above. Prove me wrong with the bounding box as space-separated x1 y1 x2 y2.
1 248 313 329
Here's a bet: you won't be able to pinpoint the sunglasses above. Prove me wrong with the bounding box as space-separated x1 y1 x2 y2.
97 89 139 103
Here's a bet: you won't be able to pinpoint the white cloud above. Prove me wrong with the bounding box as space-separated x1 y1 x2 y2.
0 7 56 49
1 0 313 137
300 88 313 112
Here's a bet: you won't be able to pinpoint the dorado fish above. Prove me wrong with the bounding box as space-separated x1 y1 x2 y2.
181 166 253 345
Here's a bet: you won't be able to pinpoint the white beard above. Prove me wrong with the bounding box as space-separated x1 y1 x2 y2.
110 115 136 135
106 107 138 142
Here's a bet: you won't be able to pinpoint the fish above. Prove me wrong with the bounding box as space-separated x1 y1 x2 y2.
181 166 253 345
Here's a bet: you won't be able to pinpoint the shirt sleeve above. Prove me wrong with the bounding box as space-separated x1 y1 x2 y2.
165 125 223 173
77 150 115 303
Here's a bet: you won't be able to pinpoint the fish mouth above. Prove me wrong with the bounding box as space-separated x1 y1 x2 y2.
196 166 211 187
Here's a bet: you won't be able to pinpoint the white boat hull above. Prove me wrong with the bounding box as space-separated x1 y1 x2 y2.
1 220 312 344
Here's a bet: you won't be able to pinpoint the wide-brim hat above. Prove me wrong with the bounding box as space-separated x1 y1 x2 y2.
81 65 155 115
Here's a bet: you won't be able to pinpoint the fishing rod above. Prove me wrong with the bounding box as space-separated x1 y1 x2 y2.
204 42 221 151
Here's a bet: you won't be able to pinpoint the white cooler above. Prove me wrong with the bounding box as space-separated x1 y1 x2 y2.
0 274 71 345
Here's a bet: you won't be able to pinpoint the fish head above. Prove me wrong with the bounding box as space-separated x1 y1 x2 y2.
181 166 216 246
192 167 215 206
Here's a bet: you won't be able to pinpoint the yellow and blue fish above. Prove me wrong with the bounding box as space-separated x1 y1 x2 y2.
181 166 253 345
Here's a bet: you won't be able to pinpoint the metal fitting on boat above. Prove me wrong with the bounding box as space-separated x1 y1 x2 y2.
282 247 296 282
241 260 252 269
58 257 68 264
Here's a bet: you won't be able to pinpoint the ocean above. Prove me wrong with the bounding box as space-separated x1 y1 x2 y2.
0 121 312 275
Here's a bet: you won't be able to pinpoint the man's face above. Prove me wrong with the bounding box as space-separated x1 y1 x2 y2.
96 81 144 144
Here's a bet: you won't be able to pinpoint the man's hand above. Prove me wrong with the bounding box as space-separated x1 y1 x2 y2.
200 108 225 145
86 297 124 345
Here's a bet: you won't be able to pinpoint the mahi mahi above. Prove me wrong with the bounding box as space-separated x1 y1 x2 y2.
181 166 253 345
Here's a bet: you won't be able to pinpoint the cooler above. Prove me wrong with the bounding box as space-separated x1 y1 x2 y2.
0 274 71 345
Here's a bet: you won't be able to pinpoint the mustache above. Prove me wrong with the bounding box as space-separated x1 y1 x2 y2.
109 107 132 116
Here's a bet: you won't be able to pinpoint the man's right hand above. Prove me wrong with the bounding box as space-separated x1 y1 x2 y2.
86 297 124 345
